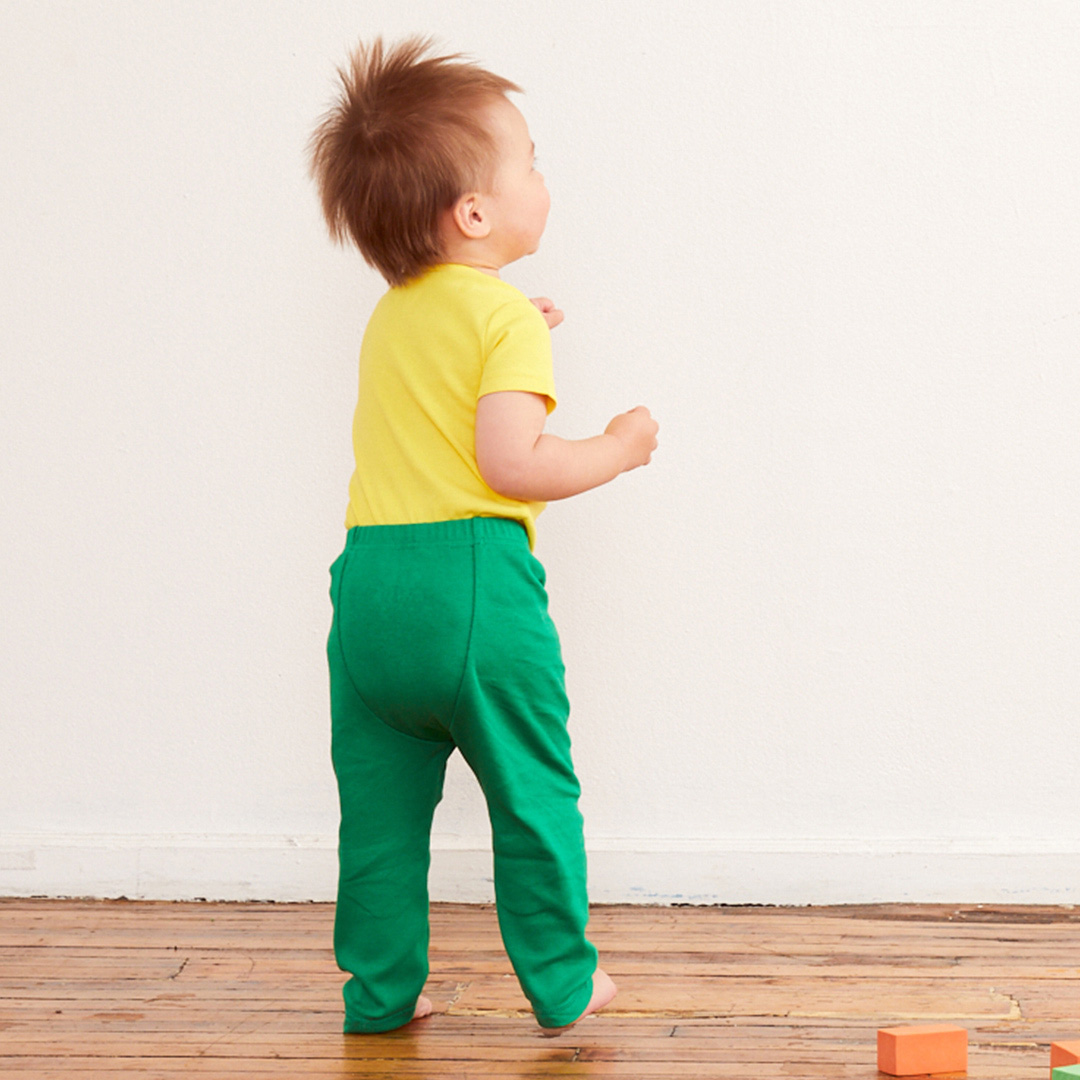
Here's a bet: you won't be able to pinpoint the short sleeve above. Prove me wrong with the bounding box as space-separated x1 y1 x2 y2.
478 298 557 414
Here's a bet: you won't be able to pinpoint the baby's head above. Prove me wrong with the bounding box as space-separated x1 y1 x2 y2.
309 37 548 286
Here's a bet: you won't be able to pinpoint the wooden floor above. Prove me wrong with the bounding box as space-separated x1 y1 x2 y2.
2 900 1080 1078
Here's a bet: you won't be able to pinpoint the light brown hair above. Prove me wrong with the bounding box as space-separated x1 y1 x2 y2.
308 36 521 287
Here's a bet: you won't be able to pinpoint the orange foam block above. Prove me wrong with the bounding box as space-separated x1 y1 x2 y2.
1053 1042 1080 1079
877 1024 968 1076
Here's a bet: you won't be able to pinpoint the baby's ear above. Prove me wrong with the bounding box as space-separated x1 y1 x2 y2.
447 192 490 240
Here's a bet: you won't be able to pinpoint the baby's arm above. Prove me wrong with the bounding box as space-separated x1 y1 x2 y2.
475 391 658 502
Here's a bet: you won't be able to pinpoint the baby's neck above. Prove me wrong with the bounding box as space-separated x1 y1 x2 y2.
437 249 503 278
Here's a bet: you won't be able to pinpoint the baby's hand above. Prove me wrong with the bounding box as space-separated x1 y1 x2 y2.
530 296 564 330
605 406 659 471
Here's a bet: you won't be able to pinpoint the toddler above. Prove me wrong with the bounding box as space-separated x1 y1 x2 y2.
309 36 658 1034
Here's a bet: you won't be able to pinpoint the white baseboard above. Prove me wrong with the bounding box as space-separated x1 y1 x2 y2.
2 832 1079 905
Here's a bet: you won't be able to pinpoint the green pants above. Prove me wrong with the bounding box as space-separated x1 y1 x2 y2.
327 517 598 1032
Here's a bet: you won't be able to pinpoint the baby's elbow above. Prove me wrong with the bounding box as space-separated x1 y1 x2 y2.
477 452 535 502
475 392 549 500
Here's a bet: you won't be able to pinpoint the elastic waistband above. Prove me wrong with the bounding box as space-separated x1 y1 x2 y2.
344 516 528 548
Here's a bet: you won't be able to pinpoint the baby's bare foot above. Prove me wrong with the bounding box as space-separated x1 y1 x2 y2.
412 994 433 1021
539 968 617 1035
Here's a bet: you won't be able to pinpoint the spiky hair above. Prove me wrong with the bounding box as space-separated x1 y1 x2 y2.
308 36 521 286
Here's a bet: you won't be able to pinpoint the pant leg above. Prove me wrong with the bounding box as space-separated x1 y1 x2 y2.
449 531 598 1029
329 672 453 1032
327 535 463 1033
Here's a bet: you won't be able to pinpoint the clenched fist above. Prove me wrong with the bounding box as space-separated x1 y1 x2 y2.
605 406 659 471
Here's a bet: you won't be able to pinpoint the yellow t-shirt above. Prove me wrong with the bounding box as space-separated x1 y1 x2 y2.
344 263 557 549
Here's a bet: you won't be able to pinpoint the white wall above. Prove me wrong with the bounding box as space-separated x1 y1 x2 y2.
3 0 1079 904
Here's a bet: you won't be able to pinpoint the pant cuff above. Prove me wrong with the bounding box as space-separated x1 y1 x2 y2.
535 969 596 1029
343 1001 419 1034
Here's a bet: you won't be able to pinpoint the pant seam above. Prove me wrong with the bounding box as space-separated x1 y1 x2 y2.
446 537 479 734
